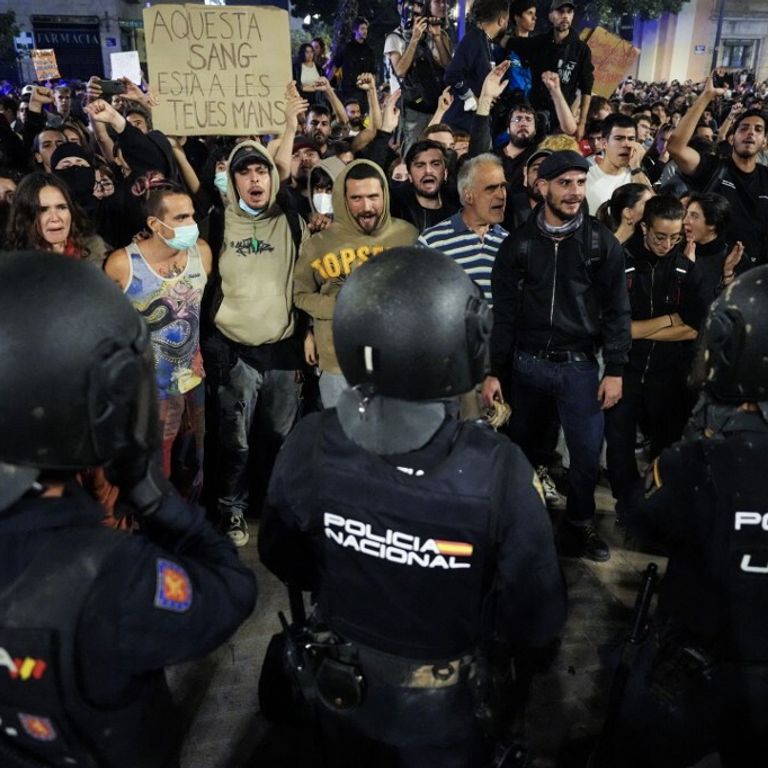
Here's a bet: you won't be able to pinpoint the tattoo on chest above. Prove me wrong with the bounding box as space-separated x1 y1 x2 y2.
156 261 185 278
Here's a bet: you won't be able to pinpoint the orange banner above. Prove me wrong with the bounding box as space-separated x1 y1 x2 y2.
31 49 60 82
581 27 639 98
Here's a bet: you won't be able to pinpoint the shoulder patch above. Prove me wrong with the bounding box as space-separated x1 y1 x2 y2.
532 470 546 505
18 713 57 742
154 559 193 613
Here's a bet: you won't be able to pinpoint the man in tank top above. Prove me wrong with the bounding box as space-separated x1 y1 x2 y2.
105 183 212 494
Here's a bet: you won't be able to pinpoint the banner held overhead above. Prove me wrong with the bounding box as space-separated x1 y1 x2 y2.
143 3 292 136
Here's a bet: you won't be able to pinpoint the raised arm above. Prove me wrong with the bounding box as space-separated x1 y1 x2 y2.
391 17 428 79
470 61 511 157
168 136 200 195
541 71 577 137
316 77 349 127
273 88 310 183
667 71 727 176
428 87 454 127
351 73 382 154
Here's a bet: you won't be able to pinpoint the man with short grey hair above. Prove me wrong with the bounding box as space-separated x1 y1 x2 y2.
418 152 508 304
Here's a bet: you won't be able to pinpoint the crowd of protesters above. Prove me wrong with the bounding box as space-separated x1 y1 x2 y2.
0 0 766 559
2 1 768 765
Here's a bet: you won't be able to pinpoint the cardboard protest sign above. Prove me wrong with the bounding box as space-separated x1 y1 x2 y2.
111 51 142 84
143 4 291 136
31 49 60 82
581 27 639 98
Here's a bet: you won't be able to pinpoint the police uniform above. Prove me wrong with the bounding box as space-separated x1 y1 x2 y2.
612 409 768 767
260 409 566 767
0 484 257 768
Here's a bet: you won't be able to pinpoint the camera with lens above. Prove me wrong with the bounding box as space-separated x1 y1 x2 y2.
400 0 446 30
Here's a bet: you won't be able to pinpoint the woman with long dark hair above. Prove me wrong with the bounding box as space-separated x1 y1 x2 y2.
293 42 325 105
596 182 654 244
5 171 106 264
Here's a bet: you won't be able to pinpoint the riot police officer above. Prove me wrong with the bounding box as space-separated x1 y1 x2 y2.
612 267 768 767
259 246 566 767
0 253 257 768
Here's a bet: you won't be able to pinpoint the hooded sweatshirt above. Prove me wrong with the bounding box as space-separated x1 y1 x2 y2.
294 159 418 373
307 156 346 216
215 140 308 347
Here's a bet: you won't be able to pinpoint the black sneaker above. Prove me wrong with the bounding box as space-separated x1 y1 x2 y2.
223 513 249 547
559 522 610 562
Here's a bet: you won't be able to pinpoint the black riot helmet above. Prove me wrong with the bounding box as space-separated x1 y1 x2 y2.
333 246 492 400
695 266 768 403
0 252 157 505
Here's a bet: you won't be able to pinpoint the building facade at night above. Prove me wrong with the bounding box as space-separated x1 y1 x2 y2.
631 0 767 84
2 0 767 86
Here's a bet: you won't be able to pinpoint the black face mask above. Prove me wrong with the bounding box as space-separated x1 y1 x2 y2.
54 165 96 206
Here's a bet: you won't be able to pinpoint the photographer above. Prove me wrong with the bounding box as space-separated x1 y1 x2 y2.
385 0 453 153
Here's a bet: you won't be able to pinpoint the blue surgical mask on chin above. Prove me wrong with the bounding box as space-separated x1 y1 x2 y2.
239 198 264 217
158 220 199 251
214 170 229 195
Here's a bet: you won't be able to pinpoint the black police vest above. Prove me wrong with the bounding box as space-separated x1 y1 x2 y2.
674 432 768 662
313 412 510 661
0 526 177 768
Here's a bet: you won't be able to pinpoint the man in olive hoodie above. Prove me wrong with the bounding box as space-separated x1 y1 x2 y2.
294 159 418 407
206 140 308 546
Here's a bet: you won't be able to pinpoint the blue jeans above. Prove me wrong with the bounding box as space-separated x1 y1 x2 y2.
217 359 300 518
507 351 604 524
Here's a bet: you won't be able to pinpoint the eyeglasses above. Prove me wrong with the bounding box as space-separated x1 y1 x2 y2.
94 179 114 190
647 230 682 245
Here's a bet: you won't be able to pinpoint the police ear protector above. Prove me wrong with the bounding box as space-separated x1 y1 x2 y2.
705 307 746 398
87 322 158 466
465 290 493 382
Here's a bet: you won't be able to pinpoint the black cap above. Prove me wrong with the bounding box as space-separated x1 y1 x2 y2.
292 136 321 154
525 148 552 169
537 150 589 180
50 142 91 170
550 1 576 9
230 146 273 174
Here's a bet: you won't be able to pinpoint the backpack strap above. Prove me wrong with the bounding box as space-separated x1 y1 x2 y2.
285 209 304 258
701 159 729 196
581 215 604 273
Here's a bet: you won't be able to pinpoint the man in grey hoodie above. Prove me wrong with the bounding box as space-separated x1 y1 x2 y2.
204 140 309 546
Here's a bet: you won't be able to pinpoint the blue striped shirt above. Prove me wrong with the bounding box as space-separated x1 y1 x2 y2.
418 212 508 306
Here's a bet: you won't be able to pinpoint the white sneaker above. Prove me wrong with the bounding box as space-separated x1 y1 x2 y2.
536 465 563 507
224 514 249 547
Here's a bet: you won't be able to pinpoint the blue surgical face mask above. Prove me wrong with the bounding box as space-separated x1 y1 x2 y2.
239 197 264 216
158 220 199 251
214 170 228 194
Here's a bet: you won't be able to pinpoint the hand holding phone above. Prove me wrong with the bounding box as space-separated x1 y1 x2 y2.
712 69 728 89
100 79 126 97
